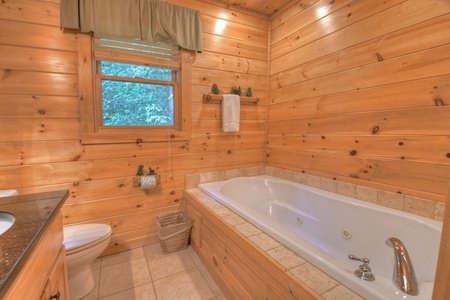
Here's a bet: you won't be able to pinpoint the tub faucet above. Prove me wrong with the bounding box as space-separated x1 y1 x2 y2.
385 237 419 296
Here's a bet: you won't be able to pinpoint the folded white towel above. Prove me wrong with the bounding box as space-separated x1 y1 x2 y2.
222 94 240 132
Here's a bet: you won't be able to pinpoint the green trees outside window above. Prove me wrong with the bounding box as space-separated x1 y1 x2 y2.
99 61 175 126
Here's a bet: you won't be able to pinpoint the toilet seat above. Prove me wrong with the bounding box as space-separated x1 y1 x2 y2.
64 224 112 255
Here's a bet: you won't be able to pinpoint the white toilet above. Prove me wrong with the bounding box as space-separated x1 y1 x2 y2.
63 224 112 300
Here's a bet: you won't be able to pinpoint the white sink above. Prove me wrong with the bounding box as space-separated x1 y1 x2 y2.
0 212 15 235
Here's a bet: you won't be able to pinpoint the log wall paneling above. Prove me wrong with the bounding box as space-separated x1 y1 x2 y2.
0 0 267 255
268 0 450 202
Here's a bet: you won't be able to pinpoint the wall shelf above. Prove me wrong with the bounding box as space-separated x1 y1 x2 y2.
203 94 259 105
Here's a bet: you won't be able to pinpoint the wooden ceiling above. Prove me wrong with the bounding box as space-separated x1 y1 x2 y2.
207 0 293 16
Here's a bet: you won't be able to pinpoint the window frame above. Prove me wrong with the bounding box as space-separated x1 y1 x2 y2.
77 33 192 144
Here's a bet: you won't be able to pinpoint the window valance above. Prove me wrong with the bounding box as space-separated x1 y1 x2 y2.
60 0 202 52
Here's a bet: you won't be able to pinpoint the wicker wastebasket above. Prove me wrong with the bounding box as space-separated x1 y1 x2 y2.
155 211 192 254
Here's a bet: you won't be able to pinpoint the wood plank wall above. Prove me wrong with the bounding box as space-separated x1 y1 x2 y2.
0 0 267 255
268 0 450 202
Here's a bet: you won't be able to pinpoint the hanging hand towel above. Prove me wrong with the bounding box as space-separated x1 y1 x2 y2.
222 94 240 132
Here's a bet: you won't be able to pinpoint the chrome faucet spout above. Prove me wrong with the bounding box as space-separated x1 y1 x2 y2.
385 237 419 296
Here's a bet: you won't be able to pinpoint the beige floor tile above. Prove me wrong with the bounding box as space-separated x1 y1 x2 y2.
99 283 157 300
143 242 167 262
101 247 146 267
187 245 203 266
153 268 215 300
148 249 196 280
197 262 223 297
99 257 151 298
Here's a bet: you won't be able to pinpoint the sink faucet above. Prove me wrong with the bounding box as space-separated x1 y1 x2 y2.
385 237 419 296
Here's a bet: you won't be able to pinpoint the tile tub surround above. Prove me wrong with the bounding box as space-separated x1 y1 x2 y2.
0 190 69 296
185 166 444 221
184 188 364 300
184 166 444 299
80 244 226 300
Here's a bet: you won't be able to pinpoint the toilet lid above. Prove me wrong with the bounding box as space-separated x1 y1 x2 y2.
63 224 112 253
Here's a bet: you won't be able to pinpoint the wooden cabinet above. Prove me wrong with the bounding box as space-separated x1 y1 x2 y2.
4 212 69 300
40 246 69 300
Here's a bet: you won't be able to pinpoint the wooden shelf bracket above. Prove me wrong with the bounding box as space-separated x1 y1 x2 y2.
203 94 259 105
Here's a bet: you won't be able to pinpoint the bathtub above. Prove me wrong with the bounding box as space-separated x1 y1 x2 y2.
198 175 442 300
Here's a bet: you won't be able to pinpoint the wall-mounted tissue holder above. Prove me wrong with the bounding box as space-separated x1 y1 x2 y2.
133 166 161 189
133 174 161 188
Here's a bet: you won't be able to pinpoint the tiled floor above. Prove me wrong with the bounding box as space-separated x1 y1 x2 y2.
81 244 227 300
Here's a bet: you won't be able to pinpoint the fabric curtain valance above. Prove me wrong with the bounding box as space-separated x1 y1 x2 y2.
60 0 202 52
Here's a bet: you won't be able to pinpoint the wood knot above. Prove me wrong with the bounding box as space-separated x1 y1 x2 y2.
170 134 175 138
136 204 141 208
398 142 404 146
170 190 175 195
350 150 357 156
447 153 450 158
38 110 45 115
372 126 380 134
434 97 445 106
136 138 143 143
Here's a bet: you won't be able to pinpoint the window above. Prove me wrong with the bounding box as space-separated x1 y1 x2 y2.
77 33 192 144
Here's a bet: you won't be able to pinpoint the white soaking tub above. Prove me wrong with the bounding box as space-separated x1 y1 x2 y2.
198 175 442 300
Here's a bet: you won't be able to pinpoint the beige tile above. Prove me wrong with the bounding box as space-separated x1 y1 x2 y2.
211 171 226 182
290 263 338 294
322 284 364 300
305 175 321 188
143 243 167 262
336 182 356 198
99 257 151 298
248 233 281 251
185 174 200 189
153 268 215 300
197 262 223 297
234 222 262 237
435 202 446 221
211 206 234 217
355 185 377 203
377 190 404 210
224 169 238 179
99 283 156 300
101 247 145 267
238 166 264 176
148 249 196 280
320 178 337 193
266 246 305 270
222 213 247 226
403 195 436 219
199 172 214 184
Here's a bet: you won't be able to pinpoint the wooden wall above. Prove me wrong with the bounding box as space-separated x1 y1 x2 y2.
268 0 450 203
0 0 267 255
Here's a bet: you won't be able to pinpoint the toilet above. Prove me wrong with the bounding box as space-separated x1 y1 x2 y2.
63 224 112 300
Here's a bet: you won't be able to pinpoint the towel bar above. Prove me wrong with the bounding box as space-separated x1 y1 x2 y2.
203 94 259 105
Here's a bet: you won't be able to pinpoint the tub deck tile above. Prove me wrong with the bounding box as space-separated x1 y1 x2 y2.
266 246 306 270
290 263 339 295
248 233 281 251
234 222 262 237
322 285 364 300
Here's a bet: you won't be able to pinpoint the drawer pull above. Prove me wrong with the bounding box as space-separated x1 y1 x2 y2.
49 291 60 300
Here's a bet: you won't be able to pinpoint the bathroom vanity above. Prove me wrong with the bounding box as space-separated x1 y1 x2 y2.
0 190 69 299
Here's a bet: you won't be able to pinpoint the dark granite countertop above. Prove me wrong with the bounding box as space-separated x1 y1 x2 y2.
0 190 69 297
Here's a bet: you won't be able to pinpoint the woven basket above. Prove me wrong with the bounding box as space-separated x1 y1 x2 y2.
155 211 192 254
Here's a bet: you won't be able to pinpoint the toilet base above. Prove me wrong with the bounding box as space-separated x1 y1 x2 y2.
68 266 95 300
